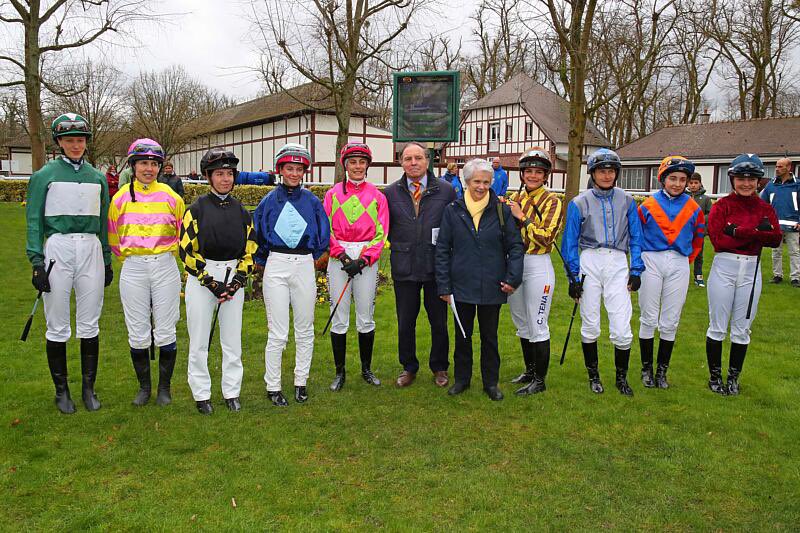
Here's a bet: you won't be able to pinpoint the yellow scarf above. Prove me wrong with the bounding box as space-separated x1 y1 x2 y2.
465 190 490 230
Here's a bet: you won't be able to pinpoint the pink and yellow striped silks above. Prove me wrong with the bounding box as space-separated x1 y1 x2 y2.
108 181 185 259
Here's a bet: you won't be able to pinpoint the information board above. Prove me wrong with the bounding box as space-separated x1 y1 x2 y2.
392 71 460 142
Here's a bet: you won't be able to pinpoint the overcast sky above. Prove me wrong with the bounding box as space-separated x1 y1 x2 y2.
113 0 474 103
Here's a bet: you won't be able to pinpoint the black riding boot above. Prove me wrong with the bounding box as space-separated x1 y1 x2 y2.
614 346 633 396
706 337 726 395
130 348 151 406
516 340 549 395
511 337 535 384
655 339 674 389
727 342 748 396
582 341 603 394
639 337 655 388
359 330 381 386
329 332 346 391
46 340 76 414
80 336 102 411
156 345 178 406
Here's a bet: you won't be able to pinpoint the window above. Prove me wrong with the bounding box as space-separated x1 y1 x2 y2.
525 122 533 140
649 167 660 191
619 167 647 191
456 158 465 164
505 124 513 140
716 165 731 194
476 127 483 144
459 129 466 143
489 123 500 152
763 163 776 180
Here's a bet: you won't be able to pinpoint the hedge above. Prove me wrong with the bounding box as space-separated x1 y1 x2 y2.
0 180 29 202
0 179 658 206
0 180 334 207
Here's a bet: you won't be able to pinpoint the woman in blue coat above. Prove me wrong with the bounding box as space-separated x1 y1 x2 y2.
435 158 524 400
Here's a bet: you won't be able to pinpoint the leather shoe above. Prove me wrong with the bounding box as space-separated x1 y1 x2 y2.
396 370 416 387
294 386 308 403
224 397 241 412
484 386 504 401
447 382 469 395
196 400 213 415
267 390 289 407
433 370 449 387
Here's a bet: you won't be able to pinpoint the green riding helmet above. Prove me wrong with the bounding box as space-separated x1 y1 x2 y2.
51 113 92 142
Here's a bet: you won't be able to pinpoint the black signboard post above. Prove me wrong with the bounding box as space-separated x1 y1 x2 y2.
392 71 461 171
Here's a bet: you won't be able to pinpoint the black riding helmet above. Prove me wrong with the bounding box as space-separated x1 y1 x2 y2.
201 148 240 178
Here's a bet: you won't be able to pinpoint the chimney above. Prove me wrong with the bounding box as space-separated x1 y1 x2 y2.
696 108 710 124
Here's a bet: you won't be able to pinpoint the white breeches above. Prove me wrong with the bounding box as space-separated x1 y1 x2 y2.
638 250 690 341
42 233 104 342
119 253 181 349
327 240 379 335
263 252 316 391
186 259 244 401
508 254 555 342
706 252 762 345
579 248 633 349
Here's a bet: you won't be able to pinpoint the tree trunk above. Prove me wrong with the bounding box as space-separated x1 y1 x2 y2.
24 4 46 171
564 59 587 204
334 79 356 183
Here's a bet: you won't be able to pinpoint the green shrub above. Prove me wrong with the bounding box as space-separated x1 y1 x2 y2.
0 180 29 202
183 183 333 207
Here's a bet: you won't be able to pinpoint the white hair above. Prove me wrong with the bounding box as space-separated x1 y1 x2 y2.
463 158 494 183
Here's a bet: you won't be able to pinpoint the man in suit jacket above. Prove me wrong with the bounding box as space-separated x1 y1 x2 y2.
383 142 456 387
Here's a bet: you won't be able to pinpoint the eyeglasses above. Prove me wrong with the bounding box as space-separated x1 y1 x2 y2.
54 120 89 133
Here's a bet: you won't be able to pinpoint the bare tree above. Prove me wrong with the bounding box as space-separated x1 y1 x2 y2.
52 62 130 166
250 0 425 181
708 0 799 119
522 0 601 202
128 65 234 159
0 0 154 171
463 0 531 101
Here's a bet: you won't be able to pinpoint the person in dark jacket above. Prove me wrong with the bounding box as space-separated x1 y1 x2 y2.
435 158 524 401
443 162 463 199
760 158 800 286
158 161 185 196
383 142 456 388
687 172 712 286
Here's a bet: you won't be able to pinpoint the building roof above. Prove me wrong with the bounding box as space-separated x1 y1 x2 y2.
0 133 31 149
465 73 610 146
187 82 378 137
617 116 800 161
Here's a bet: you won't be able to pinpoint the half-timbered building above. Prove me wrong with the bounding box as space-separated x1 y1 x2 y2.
443 73 610 190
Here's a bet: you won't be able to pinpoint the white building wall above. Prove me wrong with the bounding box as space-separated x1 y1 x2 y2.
10 149 33 175
446 104 554 160
173 112 395 184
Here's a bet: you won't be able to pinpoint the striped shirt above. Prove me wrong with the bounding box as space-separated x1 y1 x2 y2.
508 186 563 255
108 181 185 258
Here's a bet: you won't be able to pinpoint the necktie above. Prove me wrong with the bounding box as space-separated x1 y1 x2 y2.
412 181 421 202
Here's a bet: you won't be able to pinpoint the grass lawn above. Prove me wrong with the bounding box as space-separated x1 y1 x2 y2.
1 201 798 530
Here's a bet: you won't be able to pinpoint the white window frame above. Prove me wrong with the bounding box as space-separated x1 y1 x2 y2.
619 167 647 191
488 123 500 152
